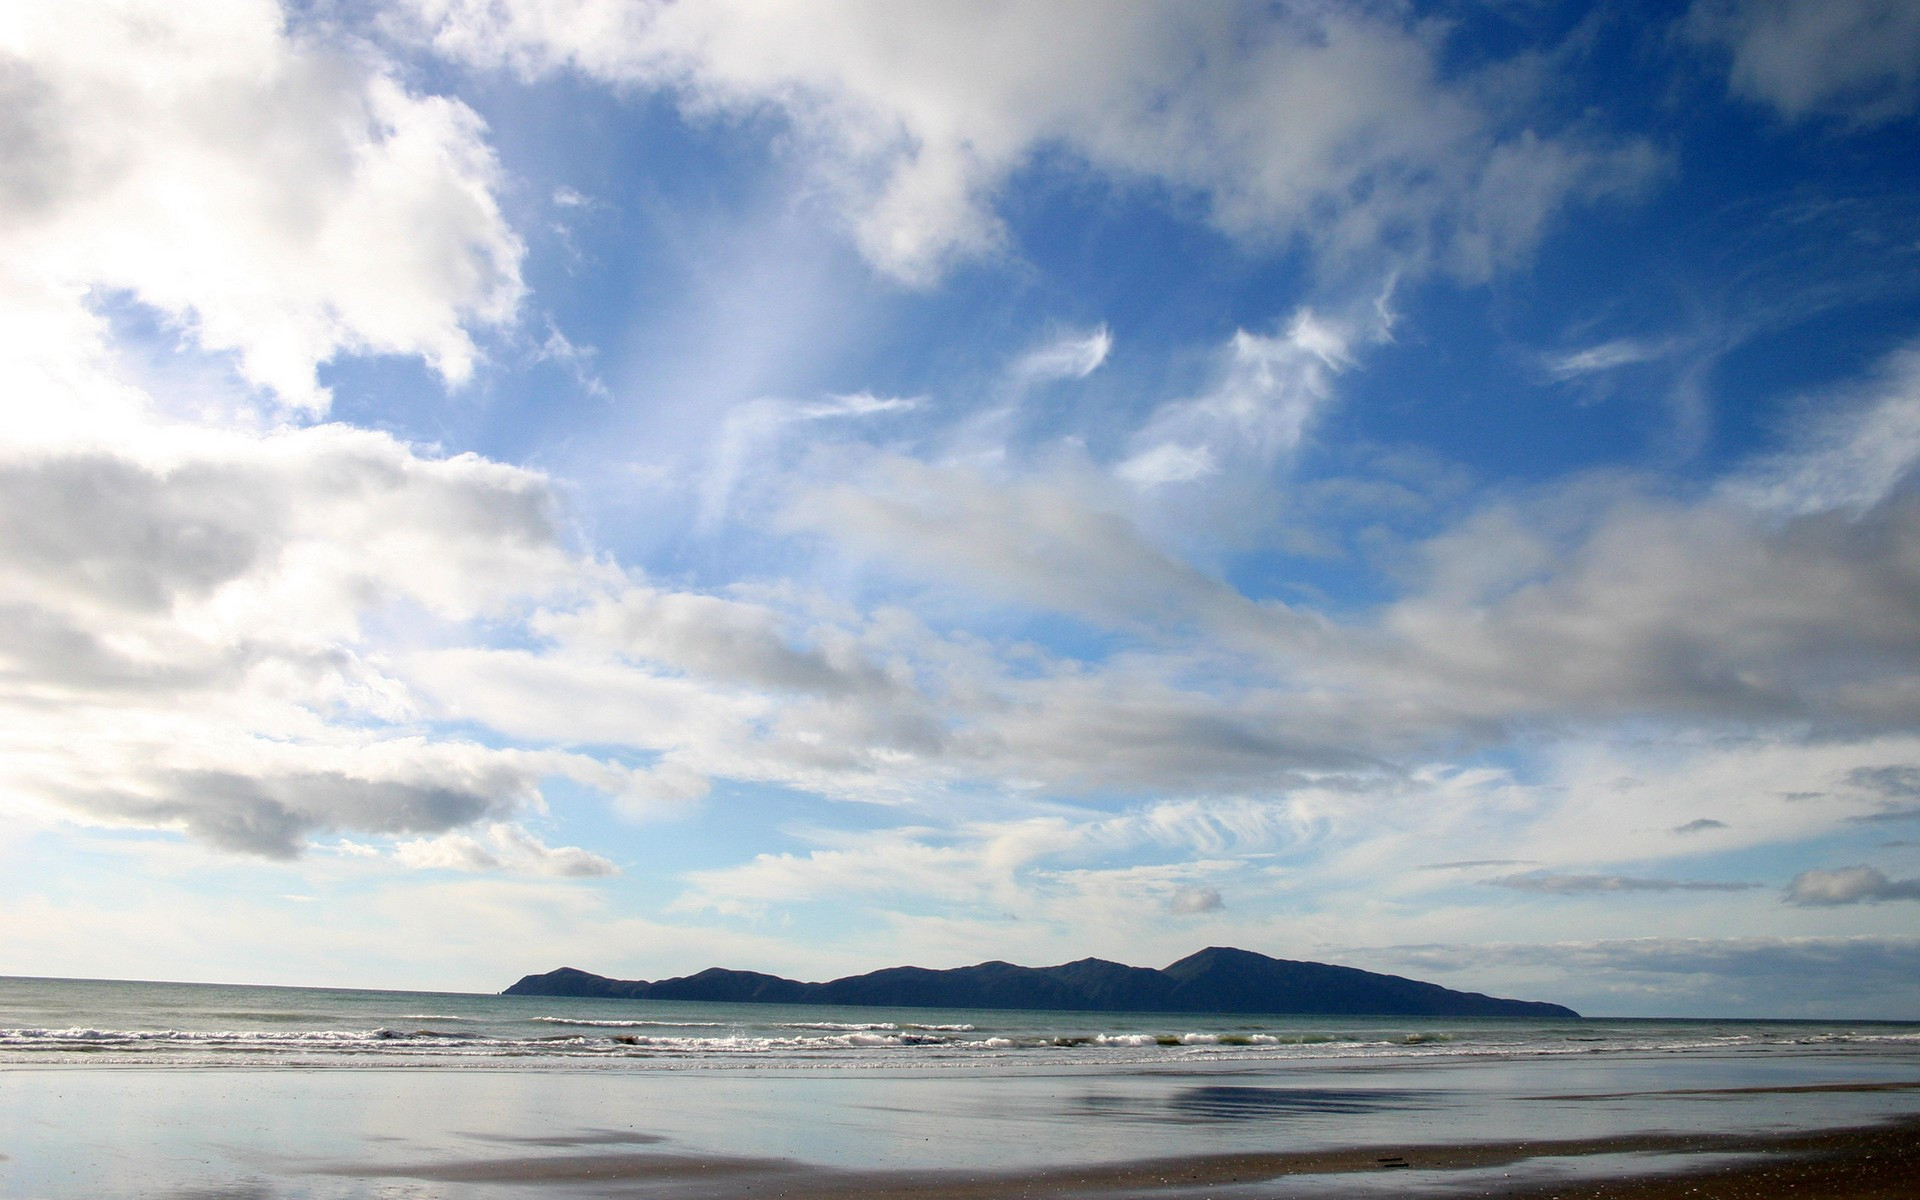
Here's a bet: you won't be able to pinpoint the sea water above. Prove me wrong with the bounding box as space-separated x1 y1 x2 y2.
6 974 1917 1068
3 976 1919 1198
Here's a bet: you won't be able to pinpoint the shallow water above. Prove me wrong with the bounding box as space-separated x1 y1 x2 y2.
3 976 1919 1199
4 975 1916 1069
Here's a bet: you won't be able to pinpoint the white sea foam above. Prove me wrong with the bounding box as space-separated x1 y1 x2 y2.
6 998 1918 1071
530 1017 728 1028
0 1027 481 1047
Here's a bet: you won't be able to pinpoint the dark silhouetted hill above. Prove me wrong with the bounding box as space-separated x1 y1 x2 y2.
503 946 1578 1017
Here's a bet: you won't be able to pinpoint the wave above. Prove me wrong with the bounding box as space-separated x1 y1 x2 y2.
0 1027 480 1046
778 1021 979 1032
4 1023 1910 1068
529 1017 728 1028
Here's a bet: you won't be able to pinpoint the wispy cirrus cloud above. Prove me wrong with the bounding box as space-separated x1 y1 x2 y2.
1014 327 1112 385
1542 337 1679 380
1487 873 1762 895
1120 306 1373 487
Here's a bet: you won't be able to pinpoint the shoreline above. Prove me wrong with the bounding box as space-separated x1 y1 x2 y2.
312 1111 1920 1199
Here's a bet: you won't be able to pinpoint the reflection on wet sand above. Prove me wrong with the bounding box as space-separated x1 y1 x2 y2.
307 1113 1920 1199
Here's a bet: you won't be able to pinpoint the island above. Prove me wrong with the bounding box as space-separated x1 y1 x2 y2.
504 945 1579 1018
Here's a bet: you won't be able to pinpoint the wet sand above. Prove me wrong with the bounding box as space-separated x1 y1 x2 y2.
313 1111 1920 1199
10 1056 1920 1198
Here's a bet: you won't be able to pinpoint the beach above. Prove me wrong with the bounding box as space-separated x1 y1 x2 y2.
6 1069 1917 1198
3 978 1919 1198
310 1111 1920 1199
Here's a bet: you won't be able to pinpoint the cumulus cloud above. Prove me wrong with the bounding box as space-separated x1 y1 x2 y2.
534 585 897 698
1321 343 1920 743
1784 865 1920 905
410 0 1649 284
8 12 1909 890
1 0 523 411
78 764 533 859
1487 873 1761 894
394 822 617 876
1166 886 1225 915
0 429 577 702
1688 0 1920 124
330 333 1920 850
1364 485 1920 733
0 418 619 859
393 341 1920 820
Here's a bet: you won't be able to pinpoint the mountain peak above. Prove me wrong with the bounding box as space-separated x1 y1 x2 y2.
505 948 1578 1018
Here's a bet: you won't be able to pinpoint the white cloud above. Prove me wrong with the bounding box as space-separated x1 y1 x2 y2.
1167 886 1225 915
409 0 1649 284
1688 0 1920 124
700 392 919 528
610 761 712 822
1014 326 1112 384
1724 343 1920 516
1784 865 1920 905
1121 307 1372 487
1487 873 1761 895
1116 443 1219 488
1673 818 1729 834
0 864 825 990
1542 337 1679 380
1482 737 1920 876
1365 485 1920 731
676 800 1295 920
394 821 617 876
1382 935 1920 1018
534 584 898 697
71 757 536 860
1 0 524 413
0 418 624 859
787 453 1295 644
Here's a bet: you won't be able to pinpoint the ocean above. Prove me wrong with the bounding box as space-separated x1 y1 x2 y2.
4 975 1919 1198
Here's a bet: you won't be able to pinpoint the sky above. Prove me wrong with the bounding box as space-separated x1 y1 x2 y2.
2 0 1919 1019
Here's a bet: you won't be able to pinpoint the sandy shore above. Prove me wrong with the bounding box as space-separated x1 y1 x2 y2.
314 1110 1920 1199
12 1055 1917 1198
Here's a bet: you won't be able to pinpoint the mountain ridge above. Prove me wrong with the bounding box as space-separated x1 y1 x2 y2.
503 946 1579 1018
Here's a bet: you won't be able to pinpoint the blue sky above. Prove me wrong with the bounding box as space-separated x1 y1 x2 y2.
4 0 1920 1017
